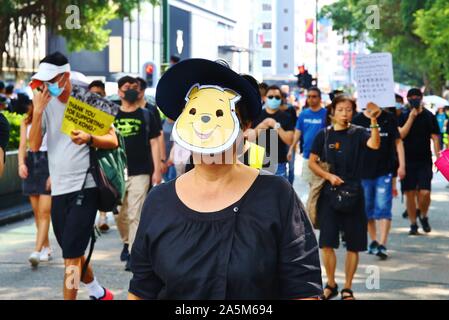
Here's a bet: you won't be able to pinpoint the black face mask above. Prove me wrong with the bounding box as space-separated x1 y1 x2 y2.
124 89 139 103
409 98 422 109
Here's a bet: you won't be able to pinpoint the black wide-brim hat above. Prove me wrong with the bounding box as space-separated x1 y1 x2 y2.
156 58 262 121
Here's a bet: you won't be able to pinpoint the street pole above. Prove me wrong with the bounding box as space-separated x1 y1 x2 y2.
162 0 170 69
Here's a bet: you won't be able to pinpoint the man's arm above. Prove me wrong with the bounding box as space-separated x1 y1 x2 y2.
399 109 418 139
278 128 294 145
71 127 118 149
431 134 441 157
288 129 302 156
150 137 161 185
0 149 4 177
396 138 406 180
29 87 51 152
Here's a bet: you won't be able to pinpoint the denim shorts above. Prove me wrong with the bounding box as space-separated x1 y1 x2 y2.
22 151 51 196
361 174 393 220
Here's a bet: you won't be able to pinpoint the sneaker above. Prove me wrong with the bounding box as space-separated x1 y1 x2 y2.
120 244 129 262
409 224 419 236
376 245 388 260
98 216 110 233
418 215 432 233
90 287 114 300
367 240 379 255
39 247 52 262
28 252 40 267
125 257 131 272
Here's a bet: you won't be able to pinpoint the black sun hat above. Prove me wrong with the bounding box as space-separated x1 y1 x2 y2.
156 58 262 121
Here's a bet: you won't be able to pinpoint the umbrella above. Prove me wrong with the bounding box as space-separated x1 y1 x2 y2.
423 95 449 108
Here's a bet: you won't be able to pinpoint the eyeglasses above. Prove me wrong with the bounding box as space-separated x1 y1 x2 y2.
267 96 281 100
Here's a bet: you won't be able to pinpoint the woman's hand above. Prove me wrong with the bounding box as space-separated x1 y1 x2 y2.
366 102 382 119
327 173 344 186
18 163 28 179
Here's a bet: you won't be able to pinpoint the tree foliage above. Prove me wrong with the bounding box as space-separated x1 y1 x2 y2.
0 0 160 75
320 0 449 93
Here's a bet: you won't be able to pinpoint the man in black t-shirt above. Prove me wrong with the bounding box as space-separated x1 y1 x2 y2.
136 77 167 177
0 112 10 177
398 88 441 235
352 109 405 259
251 85 294 178
114 76 161 271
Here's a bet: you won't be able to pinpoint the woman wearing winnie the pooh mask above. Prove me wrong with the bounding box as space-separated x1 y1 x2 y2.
127 59 323 300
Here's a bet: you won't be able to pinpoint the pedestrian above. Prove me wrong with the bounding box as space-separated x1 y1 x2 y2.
288 87 327 187
113 76 161 271
18 103 52 266
252 85 295 178
29 52 117 300
352 104 405 260
309 96 381 300
398 88 441 235
127 58 322 300
136 77 167 177
86 80 111 233
0 111 9 177
435 106 448 151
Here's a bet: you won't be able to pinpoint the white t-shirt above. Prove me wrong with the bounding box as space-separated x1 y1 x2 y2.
42 97 96 196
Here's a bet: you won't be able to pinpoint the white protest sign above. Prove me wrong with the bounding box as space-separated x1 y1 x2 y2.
355 52 395 109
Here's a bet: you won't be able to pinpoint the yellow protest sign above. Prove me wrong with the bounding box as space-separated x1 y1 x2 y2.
61 96 115 136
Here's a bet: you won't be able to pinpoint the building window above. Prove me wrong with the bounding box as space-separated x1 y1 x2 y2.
283 63 289 69
262 4 272 11
262 60 272 67
283 26 288 32
284 8 288 13
262 23 272 30
263 41 272 48
283 45 288 50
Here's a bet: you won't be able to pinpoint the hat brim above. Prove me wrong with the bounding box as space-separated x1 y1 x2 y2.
156 59 261 121
31 63 71 81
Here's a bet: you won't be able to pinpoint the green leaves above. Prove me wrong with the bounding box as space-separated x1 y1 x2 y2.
1 111 25 151
320 0 448 92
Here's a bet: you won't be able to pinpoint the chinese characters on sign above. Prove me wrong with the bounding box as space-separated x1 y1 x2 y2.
355 52 395 109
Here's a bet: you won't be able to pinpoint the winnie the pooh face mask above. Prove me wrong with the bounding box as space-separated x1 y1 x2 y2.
172 83 241 155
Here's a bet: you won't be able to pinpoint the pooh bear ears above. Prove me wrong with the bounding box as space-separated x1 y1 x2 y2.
186 83 240 104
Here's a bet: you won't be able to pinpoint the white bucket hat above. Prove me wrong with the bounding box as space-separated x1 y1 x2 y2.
31 62 71 81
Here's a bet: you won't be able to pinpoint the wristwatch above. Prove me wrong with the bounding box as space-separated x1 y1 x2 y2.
274 122 281 130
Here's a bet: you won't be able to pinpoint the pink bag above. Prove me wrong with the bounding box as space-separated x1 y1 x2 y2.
435 149 449 181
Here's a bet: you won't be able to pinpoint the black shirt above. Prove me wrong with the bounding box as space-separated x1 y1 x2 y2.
310 125 370 181
398 108 440 163
252 109 295 165
129 174 323 300
352 111 400 179
114 108 160 176
283 106 298 125
0 113 9 161
145 102 162 132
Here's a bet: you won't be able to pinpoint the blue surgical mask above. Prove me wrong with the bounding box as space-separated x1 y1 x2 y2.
266 97 281 110
46 81 64 97
395 102 403 110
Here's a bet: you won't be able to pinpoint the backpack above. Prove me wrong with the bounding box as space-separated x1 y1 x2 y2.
88 128 127 212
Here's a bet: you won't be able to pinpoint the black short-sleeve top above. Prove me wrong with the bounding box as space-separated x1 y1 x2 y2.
128 173 323 300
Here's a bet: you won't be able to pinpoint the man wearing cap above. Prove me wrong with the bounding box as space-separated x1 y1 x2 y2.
29 52 118 300
398 88 441 235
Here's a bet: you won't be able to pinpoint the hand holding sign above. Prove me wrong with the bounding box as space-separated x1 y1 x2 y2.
366 102 382 119
70 130 92 145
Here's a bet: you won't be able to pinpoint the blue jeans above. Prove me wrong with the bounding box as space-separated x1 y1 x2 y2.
361 174 393 220
287 152 295 185
275 162 288 180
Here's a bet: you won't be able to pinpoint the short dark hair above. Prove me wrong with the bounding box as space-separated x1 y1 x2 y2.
117 76 138 89
170 55 181 64
266 85 282 95
136 77 147 91
259 82 268 91
330 95 357 115
0 80 5 91
395 93 404 102
40 51 69 66
407 88 423 98
88 80 105 91
237 74 261 128
5 84 14 94
307 86 321 98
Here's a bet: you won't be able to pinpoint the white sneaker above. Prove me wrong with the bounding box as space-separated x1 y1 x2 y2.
40 247 52 262
29 252 40 267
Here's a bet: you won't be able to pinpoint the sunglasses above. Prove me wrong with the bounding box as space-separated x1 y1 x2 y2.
267 96 281 100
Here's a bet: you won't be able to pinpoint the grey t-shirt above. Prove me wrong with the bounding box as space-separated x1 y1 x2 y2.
43 97 96 196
